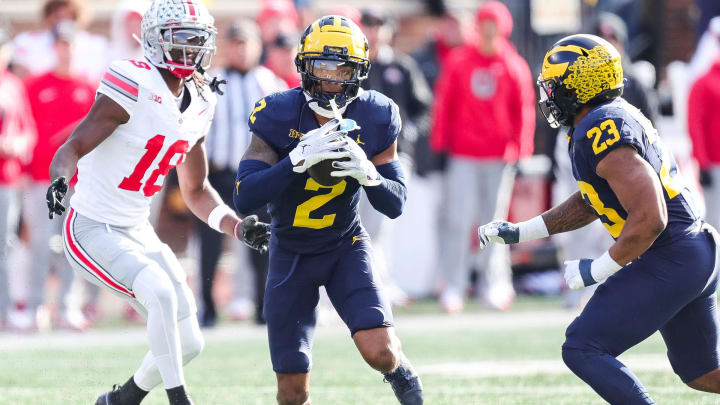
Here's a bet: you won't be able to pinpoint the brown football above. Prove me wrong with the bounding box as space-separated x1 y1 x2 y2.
307 157 350 186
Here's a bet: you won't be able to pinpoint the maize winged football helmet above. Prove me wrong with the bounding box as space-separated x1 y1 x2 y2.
538 34 624 128
295 15 370 114
141 0 217 78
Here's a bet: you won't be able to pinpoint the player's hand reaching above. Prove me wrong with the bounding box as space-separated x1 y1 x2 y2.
46 176 69 219
235 215 271 254
289 119 350 173
477 221 520 249
331 137 381 186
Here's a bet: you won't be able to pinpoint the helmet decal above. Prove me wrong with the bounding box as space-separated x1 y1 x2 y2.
564 45 623 104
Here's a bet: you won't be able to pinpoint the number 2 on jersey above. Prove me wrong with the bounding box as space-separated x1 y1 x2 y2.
293 178 346 229
118 134 189 197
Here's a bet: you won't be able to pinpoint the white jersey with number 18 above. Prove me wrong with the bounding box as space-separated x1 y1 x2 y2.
70 58 216 227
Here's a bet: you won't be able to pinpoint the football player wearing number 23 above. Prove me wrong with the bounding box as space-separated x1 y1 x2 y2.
46 1 270 405
478 34 720 403
233 15 423 405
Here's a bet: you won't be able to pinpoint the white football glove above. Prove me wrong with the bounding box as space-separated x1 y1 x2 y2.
330 137 382 186
477 221 520 249
477 216 550 250
289 119 350 173
563 252 623 290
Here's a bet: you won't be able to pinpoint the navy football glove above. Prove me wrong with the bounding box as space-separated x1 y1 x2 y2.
46 176 68 219
235 215 270 254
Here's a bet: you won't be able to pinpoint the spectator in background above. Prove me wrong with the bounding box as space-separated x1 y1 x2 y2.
264 32 301 89
688 50 720 231
413 10 466 91
23 25 94 331
330 4 362 26
256 0 299 48
412 9 466 176
361 9 432 166
688 16 720 86
595 12 659 124
0 27 36 330
431 1 535 313
109 0 149 61
358 8 432 306
12 0 107 82
198 20 286 327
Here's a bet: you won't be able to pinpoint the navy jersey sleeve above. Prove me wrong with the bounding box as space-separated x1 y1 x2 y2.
247 90 300 154
578 116 643 172
376 100 402 155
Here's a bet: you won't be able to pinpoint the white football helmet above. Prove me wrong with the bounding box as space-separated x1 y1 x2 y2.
140 0 217 78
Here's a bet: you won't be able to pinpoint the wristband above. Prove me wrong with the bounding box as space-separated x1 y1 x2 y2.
208 204 234 232
590 250 623 282
518 215 550 243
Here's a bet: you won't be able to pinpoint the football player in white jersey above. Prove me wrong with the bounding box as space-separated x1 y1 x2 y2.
46 1 270 404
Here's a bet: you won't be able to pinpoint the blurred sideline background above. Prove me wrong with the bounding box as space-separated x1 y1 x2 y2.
2 0 720 403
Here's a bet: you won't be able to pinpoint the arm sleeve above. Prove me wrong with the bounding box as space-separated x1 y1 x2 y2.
687 80 711 169
363 160 407 219
233 157 296 215
96 61 138 117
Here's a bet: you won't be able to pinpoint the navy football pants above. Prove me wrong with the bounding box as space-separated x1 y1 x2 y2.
563 227 719 404
264 232 394 374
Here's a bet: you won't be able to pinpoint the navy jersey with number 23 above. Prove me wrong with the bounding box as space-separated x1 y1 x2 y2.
248 88 401 254
570 98 700 248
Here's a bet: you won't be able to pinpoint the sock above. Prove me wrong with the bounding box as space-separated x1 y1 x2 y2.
134 316 205 391
166 385 189 405
111 376 149 405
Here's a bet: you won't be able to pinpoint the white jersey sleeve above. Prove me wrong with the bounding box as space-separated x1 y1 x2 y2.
97 60 141 117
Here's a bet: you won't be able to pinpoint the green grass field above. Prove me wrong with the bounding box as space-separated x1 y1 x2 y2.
1 297 717 405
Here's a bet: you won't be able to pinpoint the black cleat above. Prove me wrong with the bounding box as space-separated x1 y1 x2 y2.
95 385 120 405
384 366 424 405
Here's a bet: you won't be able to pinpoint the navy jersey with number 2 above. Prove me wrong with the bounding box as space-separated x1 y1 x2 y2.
248 88 400 254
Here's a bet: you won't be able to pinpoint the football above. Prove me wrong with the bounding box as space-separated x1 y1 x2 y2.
308 156 349 186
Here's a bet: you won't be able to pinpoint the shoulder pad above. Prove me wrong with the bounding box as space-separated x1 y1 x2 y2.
247 89 303 148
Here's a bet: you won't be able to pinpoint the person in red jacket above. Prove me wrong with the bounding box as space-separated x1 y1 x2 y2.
0 28 37 329
688 54 720 231
23 25 94 331
430 1 535 313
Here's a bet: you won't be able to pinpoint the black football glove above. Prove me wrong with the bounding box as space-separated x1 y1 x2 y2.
46 176 68 219
209 76 227 95
235 215 270 254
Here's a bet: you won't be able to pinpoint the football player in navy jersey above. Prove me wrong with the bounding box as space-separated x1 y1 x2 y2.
233 15 423 405
478 34 720 404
